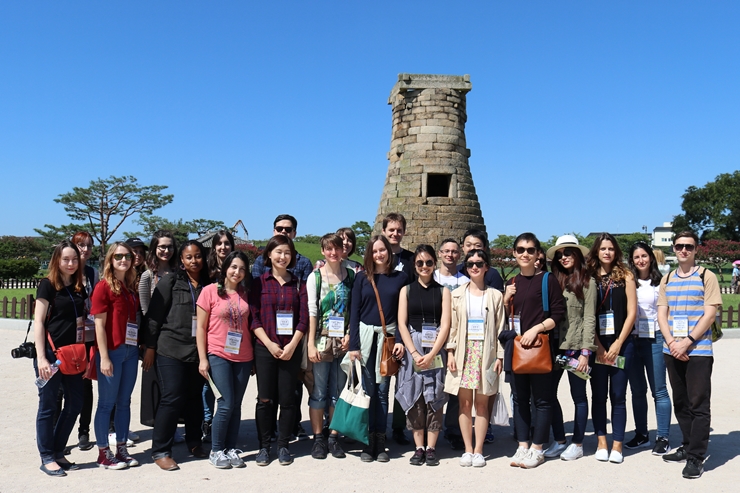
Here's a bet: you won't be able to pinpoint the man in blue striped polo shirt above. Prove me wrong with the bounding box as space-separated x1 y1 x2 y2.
657 231 722 479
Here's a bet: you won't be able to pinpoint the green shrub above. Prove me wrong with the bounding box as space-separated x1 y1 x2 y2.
0 259 40 278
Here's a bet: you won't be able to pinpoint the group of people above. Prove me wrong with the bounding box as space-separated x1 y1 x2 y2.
31 212 720 480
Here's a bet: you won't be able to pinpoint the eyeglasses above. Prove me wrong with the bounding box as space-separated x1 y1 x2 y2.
674 243 696 252
415 260 435 268
275 226 294 234
113 253 133 261
515 247 537 255
75 243 93 250
466 261 486 269
157 245 174 251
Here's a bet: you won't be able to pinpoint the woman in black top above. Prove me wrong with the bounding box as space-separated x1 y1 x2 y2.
585 233 637 464
33 240 87 476
146 240 211 470
502 233 565 469
396 245 451 466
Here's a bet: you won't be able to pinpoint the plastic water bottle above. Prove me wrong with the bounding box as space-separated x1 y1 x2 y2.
35 360 62 388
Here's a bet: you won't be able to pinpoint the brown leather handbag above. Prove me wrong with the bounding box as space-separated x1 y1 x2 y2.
369 277 399 377
512 334 552 374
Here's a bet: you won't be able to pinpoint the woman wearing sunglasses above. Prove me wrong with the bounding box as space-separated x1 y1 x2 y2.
146 240 211 470
396 245 451 466
445 248 504 468
348 235 408 463
544 236 597 461
504 233 565 469
586 233 637 463
90 242 140 469
625 242 671 455
139 231 178 318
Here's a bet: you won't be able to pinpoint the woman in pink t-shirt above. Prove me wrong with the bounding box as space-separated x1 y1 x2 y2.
196 251 253 469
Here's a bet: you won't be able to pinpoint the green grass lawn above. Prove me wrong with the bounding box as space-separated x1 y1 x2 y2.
0 288 35 300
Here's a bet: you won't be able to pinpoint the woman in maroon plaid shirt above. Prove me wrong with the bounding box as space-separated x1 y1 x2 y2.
249 235 308 466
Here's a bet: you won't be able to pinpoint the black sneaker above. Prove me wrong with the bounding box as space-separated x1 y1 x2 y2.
409 448 425 466
393 429 410 446
311 438 328 460
425 448 439 466
447 434 465 451
652 437 670 456
78 433 94 451
624 433 651 449
327 437 345 458
663 446 688 463
682 457 704 479
201 421 212 443
278 447 293 465
255 448 270 466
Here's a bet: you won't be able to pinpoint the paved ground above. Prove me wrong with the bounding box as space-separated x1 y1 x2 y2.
1 326 738 492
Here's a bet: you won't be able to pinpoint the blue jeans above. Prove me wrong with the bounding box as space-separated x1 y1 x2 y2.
590 338 634 442
361 334 390 433
551 359 589 444
628 333 671 438
309 358 348 411
203 384 215 423
34 354 84 464
208 355 252 452
95 344 139 447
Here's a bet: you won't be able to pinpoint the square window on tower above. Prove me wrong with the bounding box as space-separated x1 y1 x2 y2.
427 173 452 197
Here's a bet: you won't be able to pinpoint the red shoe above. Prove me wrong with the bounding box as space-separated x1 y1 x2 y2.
97 447 128 470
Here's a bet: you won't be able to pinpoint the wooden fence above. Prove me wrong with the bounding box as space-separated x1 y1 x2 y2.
1 295 35 319
0 278 41 289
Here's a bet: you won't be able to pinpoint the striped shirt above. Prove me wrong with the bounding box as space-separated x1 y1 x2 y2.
657 267 721 357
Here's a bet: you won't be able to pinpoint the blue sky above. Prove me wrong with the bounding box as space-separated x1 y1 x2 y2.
1 1 738 242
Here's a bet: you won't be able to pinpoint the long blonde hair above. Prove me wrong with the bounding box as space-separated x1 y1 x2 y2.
102 242 137 295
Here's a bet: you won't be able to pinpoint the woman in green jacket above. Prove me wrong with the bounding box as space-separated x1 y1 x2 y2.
544 236 597 461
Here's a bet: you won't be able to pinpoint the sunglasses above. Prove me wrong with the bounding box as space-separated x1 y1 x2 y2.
515 247 537 255
113 253 133 261
466 261 486 269
415 259 435 268
674 243 696 252
275 226 294 234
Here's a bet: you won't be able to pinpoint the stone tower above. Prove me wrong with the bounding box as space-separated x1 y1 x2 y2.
373 73 486 249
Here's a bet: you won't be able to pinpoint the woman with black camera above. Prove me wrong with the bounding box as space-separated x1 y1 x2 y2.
32 240 87 476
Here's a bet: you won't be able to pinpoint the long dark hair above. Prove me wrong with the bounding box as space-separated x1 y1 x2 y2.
363 235 393 276
217 251 252 297
177 240 211 287
552 248 589 301
146 230 178 274
628 241 662 287
208 230 236 280
586 233 631 283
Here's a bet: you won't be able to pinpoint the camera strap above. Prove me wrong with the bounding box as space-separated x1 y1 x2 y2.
23 320 32 343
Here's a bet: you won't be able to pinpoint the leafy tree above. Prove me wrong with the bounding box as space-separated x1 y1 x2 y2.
352 221 372 256
295 234 321 244
614 233 651 257
673 171 740 241
0 259 40 279
695 239 740 283
35 176 173 257
0 236 48 262
127 215 228 245
489 248 517 281
491 234 516 250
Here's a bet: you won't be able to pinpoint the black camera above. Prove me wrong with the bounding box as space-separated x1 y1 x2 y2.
11 342 36 359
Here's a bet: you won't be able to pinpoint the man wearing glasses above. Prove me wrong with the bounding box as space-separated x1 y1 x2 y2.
657 231 721 479
251 214 313 282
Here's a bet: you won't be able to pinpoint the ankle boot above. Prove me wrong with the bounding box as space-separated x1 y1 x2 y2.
361 432 375 462
375 432 389 462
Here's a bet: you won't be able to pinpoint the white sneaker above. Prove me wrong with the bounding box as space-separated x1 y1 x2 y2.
560 443 584 461
608 450 624 464
108 432 134 448
595 448 609 462
472 453 486 467
459 452 473 467
543 441 567 458
510 446 528 467
520 448 545 469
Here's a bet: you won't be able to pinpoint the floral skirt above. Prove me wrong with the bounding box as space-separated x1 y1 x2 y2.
459 340 483 390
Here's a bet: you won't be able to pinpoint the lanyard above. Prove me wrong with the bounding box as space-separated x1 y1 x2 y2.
597 279 613 313
417 282 437 325
466 286 486 321
187 281 197 311
64 286 80 319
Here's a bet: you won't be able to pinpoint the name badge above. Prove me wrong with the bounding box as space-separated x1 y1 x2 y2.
509 315 521 336
673 313 689 338
599 310 615 336
191 315 197 337
276 310 294 336
125 322 138 346
638 318 655 338
421 325 438 348
224 331 242 354
85 314 96 342
76 316 85 343
468 318 485 341
327 316 345 338
413 354 444 372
